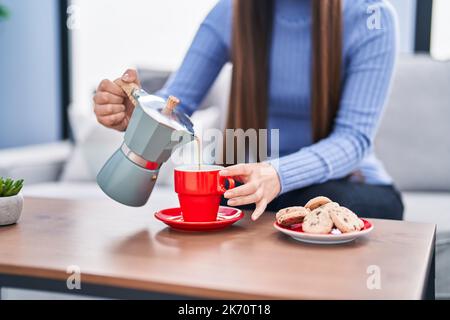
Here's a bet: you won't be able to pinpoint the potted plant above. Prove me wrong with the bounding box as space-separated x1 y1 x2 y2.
0 178 24 226
0 4 9 21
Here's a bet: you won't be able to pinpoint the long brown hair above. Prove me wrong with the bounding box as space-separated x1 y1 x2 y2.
225 0 342 163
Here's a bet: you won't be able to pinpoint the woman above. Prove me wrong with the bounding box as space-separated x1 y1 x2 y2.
93 0 403 221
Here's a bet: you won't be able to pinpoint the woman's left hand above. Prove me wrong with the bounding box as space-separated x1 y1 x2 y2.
219 163 281 221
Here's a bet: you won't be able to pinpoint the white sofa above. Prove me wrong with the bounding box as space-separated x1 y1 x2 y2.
1 56 449 298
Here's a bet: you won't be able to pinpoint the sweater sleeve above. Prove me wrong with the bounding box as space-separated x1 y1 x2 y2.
156 0 231 116
270 1 398 194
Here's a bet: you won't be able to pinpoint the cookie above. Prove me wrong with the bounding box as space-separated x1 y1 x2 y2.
302 208 333 234
358 217 365 229
275 206 307 220
276 207 310 227
329 207 362 233
304 196 332 211
320 202 340 210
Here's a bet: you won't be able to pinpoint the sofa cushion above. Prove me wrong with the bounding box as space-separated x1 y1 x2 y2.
375 55 450 192
402 191 450 232
138 69 172 94
0 142 72 184
60 113 124 182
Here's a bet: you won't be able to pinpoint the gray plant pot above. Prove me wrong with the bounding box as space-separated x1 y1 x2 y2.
0 193 24 226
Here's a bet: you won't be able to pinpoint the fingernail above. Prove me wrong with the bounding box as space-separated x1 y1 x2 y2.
122 73 129 81
224 191 232 198
219 170 228 176
227 200 235 206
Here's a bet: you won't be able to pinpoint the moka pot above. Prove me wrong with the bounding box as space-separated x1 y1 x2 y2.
97 80 195 207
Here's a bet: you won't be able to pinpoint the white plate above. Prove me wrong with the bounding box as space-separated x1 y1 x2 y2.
273 219 374 245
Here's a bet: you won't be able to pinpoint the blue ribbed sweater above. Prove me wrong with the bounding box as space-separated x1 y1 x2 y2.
158 0 398 194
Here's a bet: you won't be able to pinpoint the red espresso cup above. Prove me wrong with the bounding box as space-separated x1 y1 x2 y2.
174 165 235 222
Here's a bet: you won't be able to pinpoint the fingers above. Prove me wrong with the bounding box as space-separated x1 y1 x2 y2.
93 91 124 105
219 164 251 177
97 79 126 97
110 120 128 132
224 182 257 199
94 104 126 117
121 69 141 85
93 69 139 132
227 189 263 207
97 112 126 128
251 200 267 221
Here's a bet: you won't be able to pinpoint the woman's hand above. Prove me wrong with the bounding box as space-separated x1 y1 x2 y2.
220 163 281 221
93 69 140 132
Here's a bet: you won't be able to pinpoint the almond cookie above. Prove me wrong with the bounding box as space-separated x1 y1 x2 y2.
302 208 333 234
304 196 332 211
276 207 310 227
329 207 362 233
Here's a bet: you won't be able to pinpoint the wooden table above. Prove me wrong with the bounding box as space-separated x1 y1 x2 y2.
0 197 435 300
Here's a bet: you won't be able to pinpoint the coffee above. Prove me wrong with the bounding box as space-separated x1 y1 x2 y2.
194 135 202 170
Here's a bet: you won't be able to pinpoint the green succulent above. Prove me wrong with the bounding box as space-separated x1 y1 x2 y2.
0 178 24 197
0 4 9 20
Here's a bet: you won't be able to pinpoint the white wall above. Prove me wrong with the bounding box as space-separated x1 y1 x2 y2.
69 0 217 114
431 0 450 60
389 0 416 53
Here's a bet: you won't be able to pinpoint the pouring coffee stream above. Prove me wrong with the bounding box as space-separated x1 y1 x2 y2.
97 80 199 207
194 136 202 171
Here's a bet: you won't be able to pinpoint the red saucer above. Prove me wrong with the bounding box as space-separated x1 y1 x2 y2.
154 206 244 231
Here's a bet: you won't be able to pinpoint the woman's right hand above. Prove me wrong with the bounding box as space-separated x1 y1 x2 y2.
93 69 140 132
